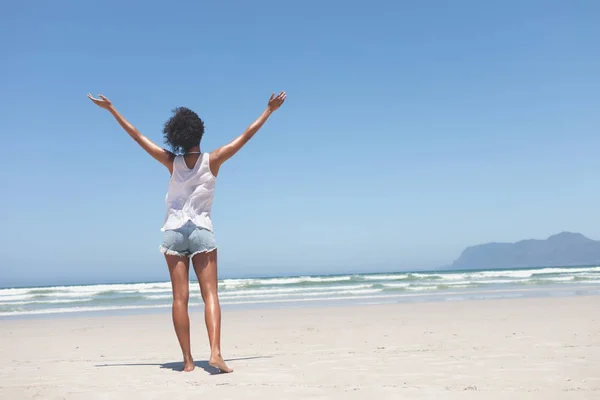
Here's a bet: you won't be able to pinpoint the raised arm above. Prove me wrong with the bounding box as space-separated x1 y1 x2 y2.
209 91 286 176
87 94 174 173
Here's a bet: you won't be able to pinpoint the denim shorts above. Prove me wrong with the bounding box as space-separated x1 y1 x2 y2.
159 220 217 258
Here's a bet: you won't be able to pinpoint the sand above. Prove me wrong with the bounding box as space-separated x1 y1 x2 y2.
1 296 599 399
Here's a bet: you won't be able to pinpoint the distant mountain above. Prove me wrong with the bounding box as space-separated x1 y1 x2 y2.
451 232 600 270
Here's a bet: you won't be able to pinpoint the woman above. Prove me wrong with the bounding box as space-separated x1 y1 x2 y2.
88 91 287 373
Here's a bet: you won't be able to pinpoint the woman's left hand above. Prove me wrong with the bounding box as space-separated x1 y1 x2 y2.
87 93 113 110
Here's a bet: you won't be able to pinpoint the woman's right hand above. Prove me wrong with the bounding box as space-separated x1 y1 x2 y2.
267 91 286 112
86 93 175 173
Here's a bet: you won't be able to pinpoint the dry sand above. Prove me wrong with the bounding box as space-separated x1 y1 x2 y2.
1 296 599 399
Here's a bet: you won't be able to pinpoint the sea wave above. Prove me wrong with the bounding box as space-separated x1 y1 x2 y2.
2 265 599 317
361 274 409 281
3 298 95 306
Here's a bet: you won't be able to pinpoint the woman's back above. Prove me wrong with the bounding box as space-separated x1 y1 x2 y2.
162 153 216 232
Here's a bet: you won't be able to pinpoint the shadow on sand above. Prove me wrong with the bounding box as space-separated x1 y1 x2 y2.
96 356 271 375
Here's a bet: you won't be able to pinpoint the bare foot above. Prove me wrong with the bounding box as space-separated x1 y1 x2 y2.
183 356 195 372
209 355 233 373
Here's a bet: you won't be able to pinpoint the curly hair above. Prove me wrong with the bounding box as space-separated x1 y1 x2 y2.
162 107 205 154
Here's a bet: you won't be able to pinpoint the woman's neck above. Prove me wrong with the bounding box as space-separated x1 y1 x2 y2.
184 146 201 155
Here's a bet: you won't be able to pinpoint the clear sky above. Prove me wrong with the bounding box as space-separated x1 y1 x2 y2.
1 0 599 287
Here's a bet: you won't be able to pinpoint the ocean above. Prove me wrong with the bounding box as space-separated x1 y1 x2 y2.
2 266 600 318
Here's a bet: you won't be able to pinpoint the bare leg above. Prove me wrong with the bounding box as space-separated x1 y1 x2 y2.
165 254 194 372
192 249 232 373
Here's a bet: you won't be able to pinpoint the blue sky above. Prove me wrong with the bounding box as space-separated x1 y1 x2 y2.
1 0 599 286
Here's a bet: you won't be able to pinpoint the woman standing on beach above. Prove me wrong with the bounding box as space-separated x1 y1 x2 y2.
88 91 287 372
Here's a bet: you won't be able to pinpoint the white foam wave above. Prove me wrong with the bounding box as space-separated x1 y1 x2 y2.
136 288 173 294
218 277 348 289
472 267 600 280
412 273 444 279
532 266 600 274
0 282 173 298
257 276 353 285
412 273 471 281
221 288 383 299
144 295 174 300
146 287 384 301
406 286 437 291
438 274 469 280
575 273 600 280
445 284 473 289
0 303 176 317
219 279 252 288
382 283 410 288
28 283 165 294
220 284 373 296
0 294 36 302
361 274 409 281
538 276 575 282
0 288 31 296
475 279 516 284
37 291 105 298
476 271 535 279
438 281 474 286
2 298 94 306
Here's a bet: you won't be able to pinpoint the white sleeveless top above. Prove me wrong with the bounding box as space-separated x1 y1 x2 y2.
161 153 216 232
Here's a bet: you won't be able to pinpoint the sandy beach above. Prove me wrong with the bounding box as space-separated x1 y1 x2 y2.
1 296 599 399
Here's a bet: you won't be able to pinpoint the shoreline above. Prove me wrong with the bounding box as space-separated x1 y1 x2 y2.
2 283 600 321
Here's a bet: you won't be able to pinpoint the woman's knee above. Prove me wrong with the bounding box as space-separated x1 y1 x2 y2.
173 289 190 305
200 285 218 303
